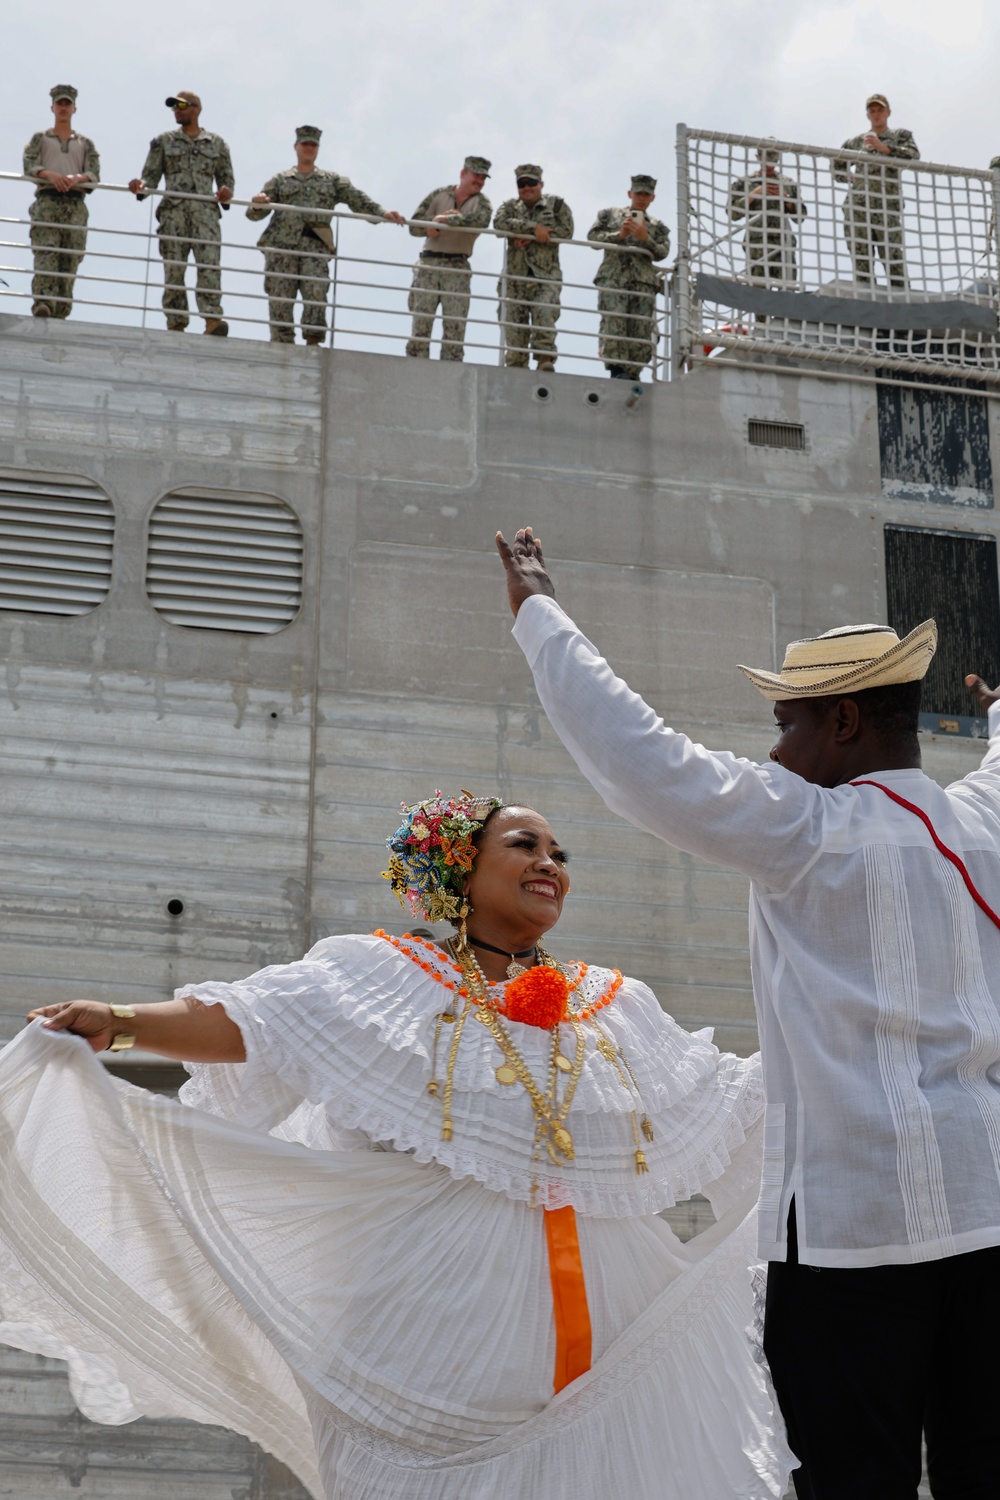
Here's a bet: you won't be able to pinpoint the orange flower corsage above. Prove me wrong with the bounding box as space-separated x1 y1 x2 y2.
502 966 569 1029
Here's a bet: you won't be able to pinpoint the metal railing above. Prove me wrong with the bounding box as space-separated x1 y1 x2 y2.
675 125 1000 384
0 173 671 382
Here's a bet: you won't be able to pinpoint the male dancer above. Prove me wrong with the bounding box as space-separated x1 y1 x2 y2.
497 525 1000 1499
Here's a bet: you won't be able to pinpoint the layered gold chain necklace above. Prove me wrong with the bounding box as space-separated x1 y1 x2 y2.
439 940 585 1195
419 936 654 1198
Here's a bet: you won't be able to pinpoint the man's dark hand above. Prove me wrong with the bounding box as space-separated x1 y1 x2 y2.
495 527 556 616
966 674 1000 712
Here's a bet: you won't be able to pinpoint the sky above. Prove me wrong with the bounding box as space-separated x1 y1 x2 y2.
2 0 996 358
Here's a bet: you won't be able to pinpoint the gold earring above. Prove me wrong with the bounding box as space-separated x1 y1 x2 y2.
455 900 471 955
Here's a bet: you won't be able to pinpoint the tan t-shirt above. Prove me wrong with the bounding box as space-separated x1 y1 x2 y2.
410 185 491 257
36 131 94 179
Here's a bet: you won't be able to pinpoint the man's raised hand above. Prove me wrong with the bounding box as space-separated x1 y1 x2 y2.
966 674 1000 712
495 527 556 617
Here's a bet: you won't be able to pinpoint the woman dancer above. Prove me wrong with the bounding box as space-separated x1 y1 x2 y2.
0 792 791 1499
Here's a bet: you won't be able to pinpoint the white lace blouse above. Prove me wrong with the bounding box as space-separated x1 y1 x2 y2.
180 931 764 1220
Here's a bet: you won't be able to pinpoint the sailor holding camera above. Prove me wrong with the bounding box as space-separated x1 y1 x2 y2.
587 174 670 380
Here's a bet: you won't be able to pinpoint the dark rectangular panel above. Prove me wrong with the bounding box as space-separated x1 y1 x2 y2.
877 372 993 508
884 525 1000 716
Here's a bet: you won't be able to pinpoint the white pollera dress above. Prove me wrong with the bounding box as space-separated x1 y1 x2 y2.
0 932 793 1499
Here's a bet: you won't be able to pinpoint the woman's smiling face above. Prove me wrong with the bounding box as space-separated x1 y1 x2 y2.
463 806 570 940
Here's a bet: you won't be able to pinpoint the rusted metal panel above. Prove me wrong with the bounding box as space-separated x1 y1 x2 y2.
884 524 1000 719
877 372 993 507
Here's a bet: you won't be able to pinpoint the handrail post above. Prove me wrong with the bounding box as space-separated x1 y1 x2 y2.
674 122 693 373
329 221 339 351
498 240 508 367
141 196 154 330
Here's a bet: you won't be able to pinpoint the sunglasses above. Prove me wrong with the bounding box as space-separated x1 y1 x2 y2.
516 178 540 189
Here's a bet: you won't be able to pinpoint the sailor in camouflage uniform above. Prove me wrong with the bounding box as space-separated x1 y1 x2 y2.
406 156 492 360
247 126 404 346
129 91 235 334
728 142 805 287
494 164 574 372
23 85 100 319
588 175 670 379
833 94 919 289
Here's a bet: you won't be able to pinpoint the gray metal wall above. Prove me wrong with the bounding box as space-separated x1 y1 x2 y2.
0 317 987 1495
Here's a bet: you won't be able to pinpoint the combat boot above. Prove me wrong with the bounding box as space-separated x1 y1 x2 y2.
204 318 229 337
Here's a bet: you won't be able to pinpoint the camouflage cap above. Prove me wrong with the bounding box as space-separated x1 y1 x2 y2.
514 163 543 181
50 85 77 102
463 155 492 177
296 125 322 143
166 91 202 110
866 93 890 109
630 173 657 193
756 138 780 163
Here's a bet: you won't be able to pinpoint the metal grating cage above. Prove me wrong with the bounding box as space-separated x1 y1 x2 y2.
146 492 304 634
747 418 806 450
0 470 114 616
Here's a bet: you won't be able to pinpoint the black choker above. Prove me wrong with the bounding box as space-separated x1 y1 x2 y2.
468 936 537 961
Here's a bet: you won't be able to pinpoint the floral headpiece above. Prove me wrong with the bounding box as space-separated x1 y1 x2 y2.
382 790 503 924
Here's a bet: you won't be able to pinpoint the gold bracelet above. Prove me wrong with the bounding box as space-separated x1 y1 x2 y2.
107 1003 137 1053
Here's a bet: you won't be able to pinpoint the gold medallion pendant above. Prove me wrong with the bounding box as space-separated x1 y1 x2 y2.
551 1125 575 1158
554 1052 573 1072
495 1063 518 1085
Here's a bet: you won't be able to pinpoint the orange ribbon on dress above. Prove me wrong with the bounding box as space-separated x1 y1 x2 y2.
543 1204 593 1392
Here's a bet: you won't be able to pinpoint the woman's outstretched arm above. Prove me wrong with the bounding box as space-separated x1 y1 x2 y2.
27 996 246 1062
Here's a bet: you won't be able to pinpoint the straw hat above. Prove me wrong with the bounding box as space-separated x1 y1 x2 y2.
739 620 937 701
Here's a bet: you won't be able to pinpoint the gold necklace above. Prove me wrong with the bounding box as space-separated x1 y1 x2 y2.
590 1016 654 1174
447 940 586 1188
433 939 653 1189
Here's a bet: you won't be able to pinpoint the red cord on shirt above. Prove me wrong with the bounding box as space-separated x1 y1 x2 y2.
851 779 1000 931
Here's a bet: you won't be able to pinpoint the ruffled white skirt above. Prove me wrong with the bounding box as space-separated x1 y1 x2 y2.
0 1025 793 1499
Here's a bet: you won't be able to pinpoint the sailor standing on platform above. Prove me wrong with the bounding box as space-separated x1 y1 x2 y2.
494 164 574 373
588 175 670 380
23 86 100 321
247 126 404 347
129 91 235 336
406 156 492 361
728 142 805 289
833 94 919 290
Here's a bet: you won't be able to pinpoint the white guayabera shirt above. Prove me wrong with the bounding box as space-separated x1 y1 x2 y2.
514 595 1000 1269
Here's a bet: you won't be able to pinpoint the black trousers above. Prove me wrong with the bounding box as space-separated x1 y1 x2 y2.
763 1202 1000 1499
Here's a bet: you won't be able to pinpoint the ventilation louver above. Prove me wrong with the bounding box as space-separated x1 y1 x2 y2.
0 471 114 616
747 419 806 451
146 492 304 634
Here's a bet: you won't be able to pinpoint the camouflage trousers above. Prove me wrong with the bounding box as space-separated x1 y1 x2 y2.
406 256 472 360
263 250 330 343
156 204 224 326
498 274 561 366
597 286 658 378
29 193 89 318
843 199 906 288
745 236 797 286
